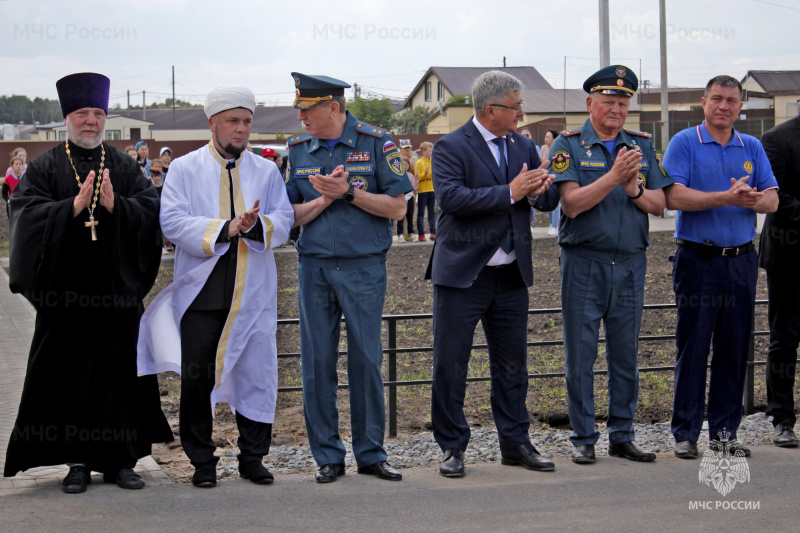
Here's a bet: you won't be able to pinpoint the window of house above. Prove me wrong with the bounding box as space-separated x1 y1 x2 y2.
105 130 121 140
438 82 444 101
424 81 431 102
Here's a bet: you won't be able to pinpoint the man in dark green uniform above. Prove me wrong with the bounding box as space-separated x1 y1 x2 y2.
285 73 412 483
550 65 673 465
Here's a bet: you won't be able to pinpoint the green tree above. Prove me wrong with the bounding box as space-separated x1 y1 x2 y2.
394 106 433 135
446 94 469 105
347 97 396 130
0 95 62 124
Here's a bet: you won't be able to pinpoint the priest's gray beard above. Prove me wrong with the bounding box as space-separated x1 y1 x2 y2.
66 121 106 149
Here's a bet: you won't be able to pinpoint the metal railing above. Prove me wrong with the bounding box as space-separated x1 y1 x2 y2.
277 300 769 437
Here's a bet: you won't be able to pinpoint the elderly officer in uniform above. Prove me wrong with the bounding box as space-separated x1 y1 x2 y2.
285 73 412 483
550 65 673 465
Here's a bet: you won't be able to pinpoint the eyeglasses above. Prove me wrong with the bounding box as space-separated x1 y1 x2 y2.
487 102 524 112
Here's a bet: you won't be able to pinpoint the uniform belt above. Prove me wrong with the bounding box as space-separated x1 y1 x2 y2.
297 254 386 269
675 238 753 257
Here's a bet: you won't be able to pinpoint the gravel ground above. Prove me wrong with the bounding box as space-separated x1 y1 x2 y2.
214 412 785 480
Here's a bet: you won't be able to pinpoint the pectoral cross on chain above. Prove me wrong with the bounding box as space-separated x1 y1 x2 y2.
85 215 98 241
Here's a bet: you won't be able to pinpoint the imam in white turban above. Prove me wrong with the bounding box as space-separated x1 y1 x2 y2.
204 86 256 118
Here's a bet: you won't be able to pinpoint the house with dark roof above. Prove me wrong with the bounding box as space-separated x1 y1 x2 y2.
114 106 303 141
403 66 553 112
405 66 645 140
742 70 800 124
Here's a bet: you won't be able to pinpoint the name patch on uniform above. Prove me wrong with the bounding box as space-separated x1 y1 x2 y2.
294 166 322 176
347 151 371 162
639 161 649 169
345 163 374 174
349 175 368 190
579 160 607 169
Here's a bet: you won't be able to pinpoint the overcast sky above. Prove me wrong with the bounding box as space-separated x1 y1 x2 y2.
2 0 799 108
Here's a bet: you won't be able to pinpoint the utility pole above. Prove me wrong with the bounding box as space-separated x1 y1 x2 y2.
599 0 610 68
143 91 146 122
503 56 506 68
127 90 130 109
172 65 176 129
659 0 669 151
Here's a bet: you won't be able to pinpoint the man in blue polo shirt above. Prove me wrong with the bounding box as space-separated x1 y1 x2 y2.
285 72 411 483
663 75 778 459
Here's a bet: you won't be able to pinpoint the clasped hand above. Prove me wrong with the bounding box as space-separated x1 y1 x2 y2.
310 165 350 201
73 169 113 217
610 147 644 196
509 160 554 202
727 175 763 208
228 199 261 237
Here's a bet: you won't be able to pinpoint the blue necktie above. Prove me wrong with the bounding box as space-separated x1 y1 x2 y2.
491 137 508 180
491 137 513 253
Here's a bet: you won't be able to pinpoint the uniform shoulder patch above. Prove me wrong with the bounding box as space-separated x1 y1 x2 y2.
551 150 571 173
562 129 581 137
287 133 312 147
623 128 652 139
356 121 387 138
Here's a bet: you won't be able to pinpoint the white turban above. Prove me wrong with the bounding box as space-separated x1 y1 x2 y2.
204 86 256 118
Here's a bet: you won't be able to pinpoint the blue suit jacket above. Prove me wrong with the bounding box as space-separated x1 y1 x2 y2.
426 118 559 288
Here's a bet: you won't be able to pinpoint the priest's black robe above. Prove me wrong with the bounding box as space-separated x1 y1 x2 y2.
3 142 173 477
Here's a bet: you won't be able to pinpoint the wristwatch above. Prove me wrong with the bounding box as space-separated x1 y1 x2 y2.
343 184 356 203
628 183 645 200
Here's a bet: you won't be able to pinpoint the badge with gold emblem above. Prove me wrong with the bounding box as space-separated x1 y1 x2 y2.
552 151 571 173
743 161 753 174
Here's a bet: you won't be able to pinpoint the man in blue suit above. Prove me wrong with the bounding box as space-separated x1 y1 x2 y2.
426 71 560 477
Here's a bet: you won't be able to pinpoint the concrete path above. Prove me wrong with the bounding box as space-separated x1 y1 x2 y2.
0 261 171 493
1 448 797 531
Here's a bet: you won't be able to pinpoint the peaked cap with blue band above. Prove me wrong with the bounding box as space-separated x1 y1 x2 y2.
291 72 351 109
56 72 110 118
583 65 638 97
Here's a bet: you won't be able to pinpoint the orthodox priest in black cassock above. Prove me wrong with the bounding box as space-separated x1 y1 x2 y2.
3 72 172 492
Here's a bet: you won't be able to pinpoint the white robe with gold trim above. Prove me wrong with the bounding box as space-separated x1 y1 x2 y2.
137 142 294 424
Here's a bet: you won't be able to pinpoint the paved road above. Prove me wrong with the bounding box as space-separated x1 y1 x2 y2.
1 449 797 532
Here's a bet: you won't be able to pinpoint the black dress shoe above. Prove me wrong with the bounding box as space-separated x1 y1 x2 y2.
774 424 799 448
711 439 751 457
500 443 555 471
675 440 697 459
315 463 345 483
103 468 145 489
357 461 402 481
62 465 91 494
439 448 465 477
192 462 218 488
608 441 656 462
239 461 274 485
674 440 698 459
571 444 596 464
